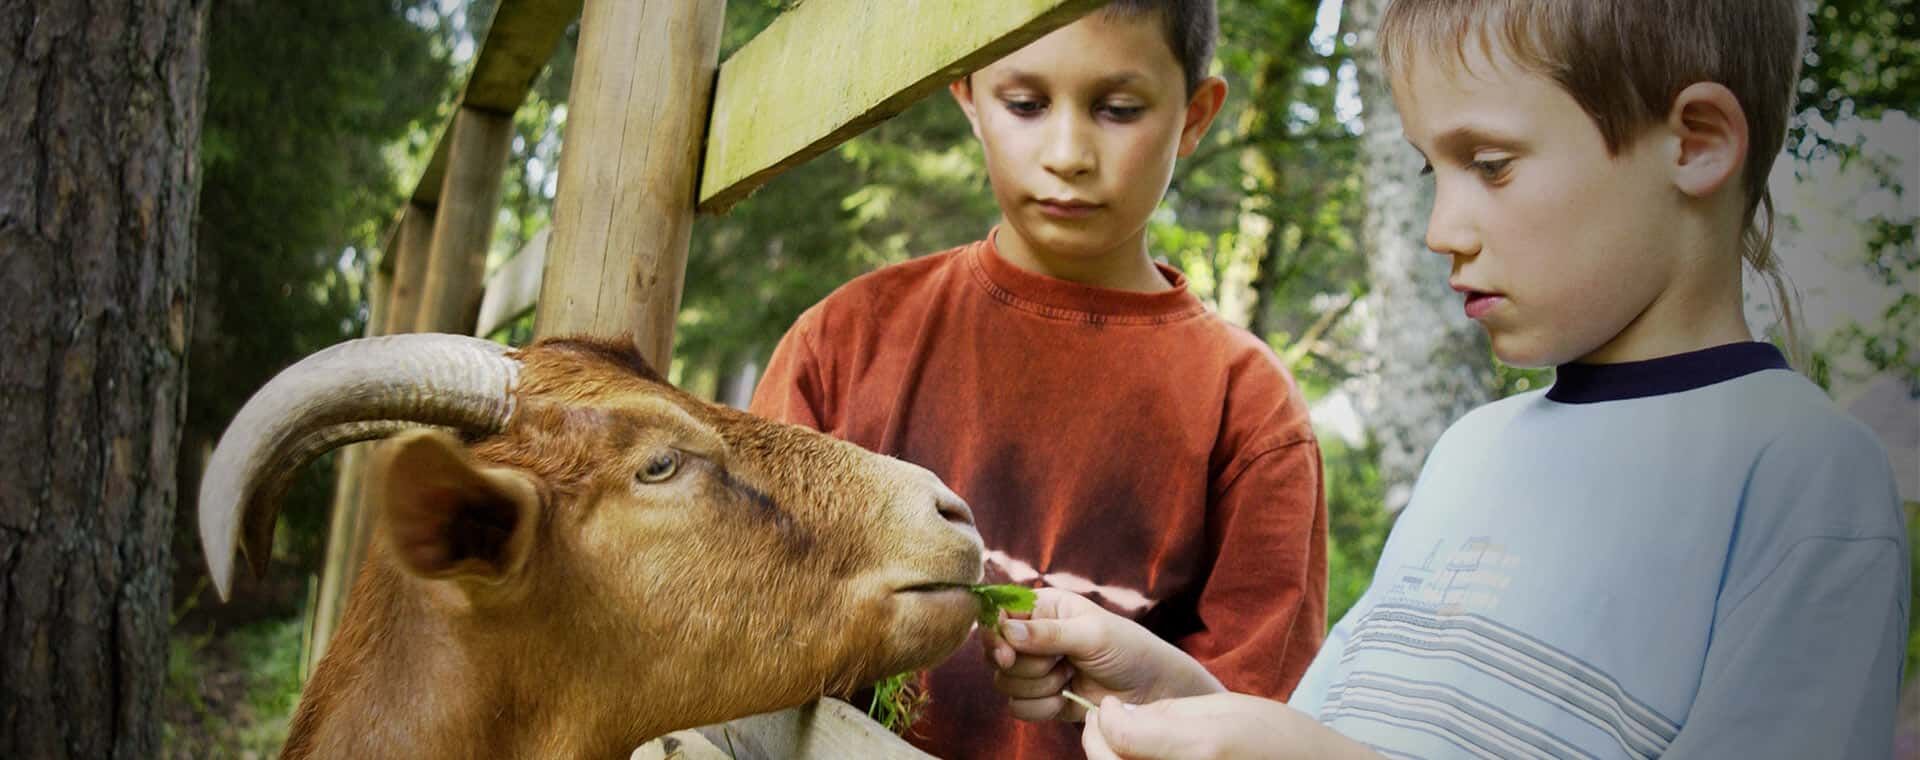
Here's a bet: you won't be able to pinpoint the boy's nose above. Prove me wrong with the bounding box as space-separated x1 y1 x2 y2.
1424 188 1479 258
1041 115 1096 179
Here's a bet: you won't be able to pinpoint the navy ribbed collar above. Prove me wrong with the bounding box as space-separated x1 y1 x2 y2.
1547 342 1790 404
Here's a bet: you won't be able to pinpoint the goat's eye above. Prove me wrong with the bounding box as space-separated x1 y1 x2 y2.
637 451 681 484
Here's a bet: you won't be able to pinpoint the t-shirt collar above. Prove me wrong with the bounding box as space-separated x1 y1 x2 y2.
969 227 1207 324
1547 341 1790 404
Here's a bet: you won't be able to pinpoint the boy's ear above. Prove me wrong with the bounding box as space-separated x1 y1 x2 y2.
1178 76 1230 157
1666 81 1750 199
949 76 984 142
374 428 542 589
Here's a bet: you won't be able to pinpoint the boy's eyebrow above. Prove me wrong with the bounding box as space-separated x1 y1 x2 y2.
995 69 1149 91
1430 124 1524 152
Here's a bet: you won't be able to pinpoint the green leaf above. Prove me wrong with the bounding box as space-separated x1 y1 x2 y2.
970 583 1037 629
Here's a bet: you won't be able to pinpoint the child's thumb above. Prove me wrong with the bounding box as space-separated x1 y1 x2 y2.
1000 615 1106 658
1093 696 1187 760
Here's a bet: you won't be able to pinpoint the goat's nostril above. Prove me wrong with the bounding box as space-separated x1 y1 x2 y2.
936 493 975 527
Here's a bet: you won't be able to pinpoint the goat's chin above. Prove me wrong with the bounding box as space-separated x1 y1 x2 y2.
873 586 978 673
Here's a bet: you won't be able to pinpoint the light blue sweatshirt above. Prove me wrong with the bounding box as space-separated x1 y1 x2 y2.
1293 343 1909 759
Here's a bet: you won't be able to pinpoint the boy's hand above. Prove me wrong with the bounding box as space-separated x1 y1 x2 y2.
980 588 1224 722
1082 693 1381 760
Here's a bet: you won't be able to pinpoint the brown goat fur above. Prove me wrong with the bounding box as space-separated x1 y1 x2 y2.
278 336 984 759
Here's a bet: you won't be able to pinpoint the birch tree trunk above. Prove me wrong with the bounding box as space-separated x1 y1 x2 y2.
1348 0 1494 511
0 0 209 756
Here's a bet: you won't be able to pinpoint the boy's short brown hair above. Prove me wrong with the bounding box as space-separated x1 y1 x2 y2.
1102 0 1219 95
1379 0 1804 219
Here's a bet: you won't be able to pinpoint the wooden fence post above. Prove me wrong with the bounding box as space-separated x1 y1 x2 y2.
416 107 516 334
532 0 725 368
385 204 438 335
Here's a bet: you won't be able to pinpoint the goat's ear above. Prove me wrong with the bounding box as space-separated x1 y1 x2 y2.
373 428 541 586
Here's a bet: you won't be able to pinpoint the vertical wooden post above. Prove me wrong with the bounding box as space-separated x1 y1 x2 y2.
385 204 439 335
306 202 440 673
416 107 516 334
533 0 726 368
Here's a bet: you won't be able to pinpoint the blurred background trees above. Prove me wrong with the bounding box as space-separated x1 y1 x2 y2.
159 0 1915 754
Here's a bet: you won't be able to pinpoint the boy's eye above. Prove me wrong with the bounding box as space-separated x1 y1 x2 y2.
1003 98 1046 116
1099 103 1145 121
1470 158 1512 181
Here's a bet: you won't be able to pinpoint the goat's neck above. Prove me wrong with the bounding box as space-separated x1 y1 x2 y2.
283 559 660 759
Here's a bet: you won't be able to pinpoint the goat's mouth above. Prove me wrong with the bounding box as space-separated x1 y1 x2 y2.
894 581 972 595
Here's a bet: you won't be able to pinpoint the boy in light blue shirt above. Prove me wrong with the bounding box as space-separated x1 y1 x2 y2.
977 0 1910 757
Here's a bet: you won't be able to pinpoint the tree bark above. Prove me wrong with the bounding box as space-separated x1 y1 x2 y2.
1347 0 1494 511
0 1 208 756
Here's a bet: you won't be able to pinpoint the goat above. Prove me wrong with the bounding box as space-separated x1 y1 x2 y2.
198 334 985 759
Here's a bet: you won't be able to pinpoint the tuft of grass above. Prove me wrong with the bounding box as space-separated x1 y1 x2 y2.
867 671 929 735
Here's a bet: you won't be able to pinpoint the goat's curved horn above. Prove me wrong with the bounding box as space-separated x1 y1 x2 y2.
198 334 521 601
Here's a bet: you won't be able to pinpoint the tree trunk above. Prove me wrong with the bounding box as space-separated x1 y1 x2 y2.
1347 0 1494 511
0 1 208 756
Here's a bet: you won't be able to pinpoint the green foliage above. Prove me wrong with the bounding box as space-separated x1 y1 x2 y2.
163 615 307 758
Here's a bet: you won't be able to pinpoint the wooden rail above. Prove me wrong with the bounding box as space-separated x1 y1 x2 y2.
698 0 1109 212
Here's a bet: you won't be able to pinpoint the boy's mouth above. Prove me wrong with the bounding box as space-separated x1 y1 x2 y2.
1035 198 1101 219
1452 283 1505 321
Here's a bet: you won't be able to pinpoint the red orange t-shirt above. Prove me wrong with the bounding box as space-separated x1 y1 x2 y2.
749 233 1327 759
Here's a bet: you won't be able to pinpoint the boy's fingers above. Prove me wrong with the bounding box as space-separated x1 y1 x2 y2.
1007 694 1073 723
1001 616 1108 660
1001 651 1062 679
1095 696 1189 760
978 626 1016 670
992 658 1075 700
1081 707 1124 760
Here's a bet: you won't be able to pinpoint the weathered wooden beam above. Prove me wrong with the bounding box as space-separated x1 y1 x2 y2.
475 227 549 338
407 0 581 210
415 107 516 334
533 0 725 368
460 0 584 113
384 204 438 335
697 0 1107 212
695 699 934 759
634 699 934 759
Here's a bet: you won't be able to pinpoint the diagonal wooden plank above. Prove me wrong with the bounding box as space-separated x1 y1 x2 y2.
461 0 585 113
474 227 549 338
697 0 1107 213
408 0 582 210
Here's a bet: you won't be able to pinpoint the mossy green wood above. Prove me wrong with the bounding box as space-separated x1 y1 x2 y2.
697 0 1108 213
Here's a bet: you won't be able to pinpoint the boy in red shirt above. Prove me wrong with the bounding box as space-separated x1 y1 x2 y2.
749 2 1327 757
